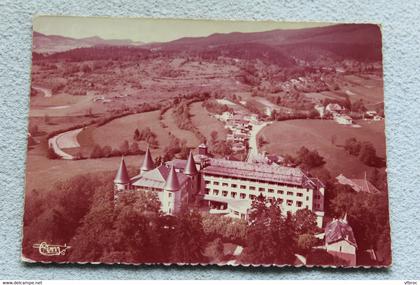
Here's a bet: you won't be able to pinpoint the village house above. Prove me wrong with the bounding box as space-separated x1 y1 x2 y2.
324 215 357 266
336 174 380 194
365 110 377 118
326 103 344 114
114 144 326 227
314 104 326 118
311 214 357 266
333 113 353 125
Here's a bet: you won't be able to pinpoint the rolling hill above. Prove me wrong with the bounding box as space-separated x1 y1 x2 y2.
147 23 382 63
33 31 144 54
34 23 382 65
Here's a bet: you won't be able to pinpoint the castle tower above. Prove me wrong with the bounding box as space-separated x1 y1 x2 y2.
184 151 198 176
140 146 154 175
162 165 181 214
184 151 199 196
114 157 130 201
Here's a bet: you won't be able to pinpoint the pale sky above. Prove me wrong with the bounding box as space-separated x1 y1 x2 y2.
33 16 334 43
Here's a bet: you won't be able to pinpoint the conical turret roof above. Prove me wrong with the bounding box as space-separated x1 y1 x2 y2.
114 156 130 184
164 165 180 191
141 146 154 172
184 151 198 175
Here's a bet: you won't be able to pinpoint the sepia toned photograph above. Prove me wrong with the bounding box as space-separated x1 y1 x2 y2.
22 16 391 267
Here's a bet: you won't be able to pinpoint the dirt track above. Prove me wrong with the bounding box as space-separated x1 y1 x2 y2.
48 128 83 160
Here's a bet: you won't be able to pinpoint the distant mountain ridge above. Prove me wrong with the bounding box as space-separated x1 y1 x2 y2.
33 31 144 54
142 24 381 62
34 23 382 63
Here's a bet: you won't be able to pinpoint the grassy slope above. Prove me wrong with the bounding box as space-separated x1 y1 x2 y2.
258 119 386 178
78 110 171 156
189 102 228 142
339 74 384 105
161 108 201 148
25 153 143 192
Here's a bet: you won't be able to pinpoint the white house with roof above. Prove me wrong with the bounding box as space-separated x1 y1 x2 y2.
336 174 380 194
333 113 353 125
326 103 344 114
324 214 357 266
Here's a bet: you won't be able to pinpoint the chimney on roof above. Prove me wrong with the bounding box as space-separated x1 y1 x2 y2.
140 146 154 175
198 143 208 156
164 165 180 192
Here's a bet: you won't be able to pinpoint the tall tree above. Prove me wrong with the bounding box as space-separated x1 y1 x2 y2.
171 208 207 263
293 209 318 236
243 195 297 265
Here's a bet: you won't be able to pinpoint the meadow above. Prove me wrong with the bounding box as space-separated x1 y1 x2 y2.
161 108 201 148
258 119 386 178
77 110 171 156
189 101 228 142
25 152 143 192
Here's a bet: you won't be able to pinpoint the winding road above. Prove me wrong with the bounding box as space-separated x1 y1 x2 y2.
32 86 52 98
48 128 84 160
246 121 271 162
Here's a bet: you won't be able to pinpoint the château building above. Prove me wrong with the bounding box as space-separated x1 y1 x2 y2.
114 144 325 226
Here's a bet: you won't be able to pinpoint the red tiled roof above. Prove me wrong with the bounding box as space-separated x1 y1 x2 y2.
202 159 307 186
325 219 357 247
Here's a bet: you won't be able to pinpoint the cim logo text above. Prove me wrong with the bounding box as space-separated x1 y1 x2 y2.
33 242 71 256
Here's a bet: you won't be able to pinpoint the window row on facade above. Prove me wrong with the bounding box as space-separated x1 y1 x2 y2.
205 188 308 208
204 187 309 200
203 174 304 188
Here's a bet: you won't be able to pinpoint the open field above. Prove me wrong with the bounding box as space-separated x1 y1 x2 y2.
29 92 97 117
190 102 228 142
28 115 90 136
304 91 341 103
252 96 294 114
161 108 201 148
25 152 143 192
77 110 171 156
338 74 384 105
258 119 386 178
29 56 251 118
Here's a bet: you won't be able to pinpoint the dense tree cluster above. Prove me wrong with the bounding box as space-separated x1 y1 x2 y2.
23 173 208 264
153 135 190 164
268 109 319 121
283 146 326 170
22 168 390 265
133 127 159 148
327 187 391 265
170 100 206 143
351 99 367 113
202 99 233 115
89 140 144 159
201 213 247 244
240 195 320 264
344 137 384 167
208 132 233 158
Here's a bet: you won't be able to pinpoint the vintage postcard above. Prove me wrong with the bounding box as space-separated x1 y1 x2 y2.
22 16 391 267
